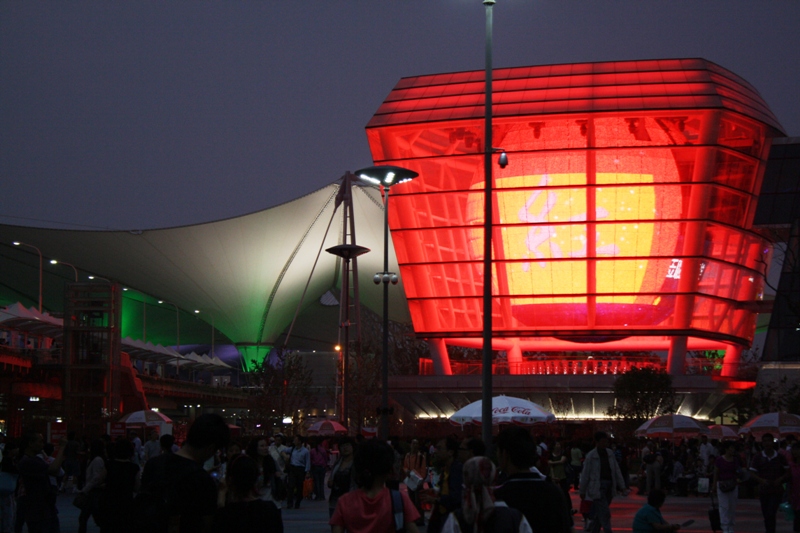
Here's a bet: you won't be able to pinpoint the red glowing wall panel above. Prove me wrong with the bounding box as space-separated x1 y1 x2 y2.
367 59 784 346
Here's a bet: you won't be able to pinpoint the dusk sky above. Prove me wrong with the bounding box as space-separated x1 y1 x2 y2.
2 2 799 231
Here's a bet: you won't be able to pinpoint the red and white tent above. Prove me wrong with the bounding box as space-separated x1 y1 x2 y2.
739 412 800 438
450 395 555 427
635 414 709 440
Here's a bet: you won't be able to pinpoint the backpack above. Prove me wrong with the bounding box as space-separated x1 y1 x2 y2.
390 488 405 532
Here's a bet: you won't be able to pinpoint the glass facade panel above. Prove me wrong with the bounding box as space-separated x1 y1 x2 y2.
369 60 781 347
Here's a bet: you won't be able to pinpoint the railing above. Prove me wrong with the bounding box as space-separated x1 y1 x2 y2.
137 374 250 402
418 356 758 379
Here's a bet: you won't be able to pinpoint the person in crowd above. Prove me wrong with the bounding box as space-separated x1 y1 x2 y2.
749 433 789 533
159 434 176 455
787 445 800 533
39 442 62 493
0 438 19 533
98 438 139 533
403 438 428 527
215 454 284 533
457 437 487 465
330 439 419 533
579 431 628 533
632 489 682 532
570 441 584 491
328 437 356 519
669 455 687 496
18 431 66 533
283 435 311 510
309 437 329 502
712 440 742 533
246 437 282 510
548 442 572 510
698 435 714 470
440 456 531 533
143 431 161 463
138 413 230 533
494 426 571 533
269 434 288 474
644 446 662 496
77 439 107 533
219 441 241 481
129 431 144 466
61 431 81 493
422 437 463 533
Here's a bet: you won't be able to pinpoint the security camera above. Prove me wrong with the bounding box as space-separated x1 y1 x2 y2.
498 151 509 169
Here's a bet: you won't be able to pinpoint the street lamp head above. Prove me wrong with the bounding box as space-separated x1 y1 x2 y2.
50 260 58 265
391 274 399 285
12 241 20 246
355 165 418 188
373 274 382 285
483 0 496 5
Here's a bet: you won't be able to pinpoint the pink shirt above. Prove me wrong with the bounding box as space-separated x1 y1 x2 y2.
330 487 420 533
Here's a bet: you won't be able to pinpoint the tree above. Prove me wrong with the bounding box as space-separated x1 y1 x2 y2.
606 367 678 424
726 375 800 426
244 349 314 434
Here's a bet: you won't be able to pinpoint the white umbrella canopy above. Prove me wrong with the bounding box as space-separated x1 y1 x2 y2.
634 414 710 439
708 425 740 440
307 420 347 436
449 396 555 427
118 410 173 426
739 412 800 438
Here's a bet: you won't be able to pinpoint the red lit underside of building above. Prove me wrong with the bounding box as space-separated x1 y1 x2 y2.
366 58 785 376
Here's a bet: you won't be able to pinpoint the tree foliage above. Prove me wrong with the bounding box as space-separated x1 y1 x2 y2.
244 349 314 434
606 367 678 422
726 375 800 426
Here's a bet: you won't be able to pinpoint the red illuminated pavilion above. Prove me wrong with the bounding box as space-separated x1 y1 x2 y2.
366 59 784 377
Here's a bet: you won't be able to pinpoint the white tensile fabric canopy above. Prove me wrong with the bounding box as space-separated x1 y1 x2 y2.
0 182 409 348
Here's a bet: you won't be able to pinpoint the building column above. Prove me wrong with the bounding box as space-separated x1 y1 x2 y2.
428 339 452 375
722 344 742 378
507 339 523 374
667 336 687 375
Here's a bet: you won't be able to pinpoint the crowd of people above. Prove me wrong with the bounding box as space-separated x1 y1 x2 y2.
1 420 800 533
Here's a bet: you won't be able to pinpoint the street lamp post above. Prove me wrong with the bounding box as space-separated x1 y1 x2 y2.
356 165 418 441
13 241 43 312
482 0 496 450
50 260 78 282
326 243 370 431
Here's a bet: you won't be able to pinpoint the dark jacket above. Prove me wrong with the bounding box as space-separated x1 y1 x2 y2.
495 471 571 533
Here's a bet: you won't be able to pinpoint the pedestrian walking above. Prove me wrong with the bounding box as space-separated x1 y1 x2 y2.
579 431 628 533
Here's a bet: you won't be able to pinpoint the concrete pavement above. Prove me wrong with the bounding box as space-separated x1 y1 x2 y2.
47 488 794 532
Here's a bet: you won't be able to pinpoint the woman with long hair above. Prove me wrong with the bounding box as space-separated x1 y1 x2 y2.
77 439 107 533
246 437 283 510
441 456 531 533
327 437 356 519
215 454 283 533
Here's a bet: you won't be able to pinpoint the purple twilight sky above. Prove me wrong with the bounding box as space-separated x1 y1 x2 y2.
2 2 799 231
